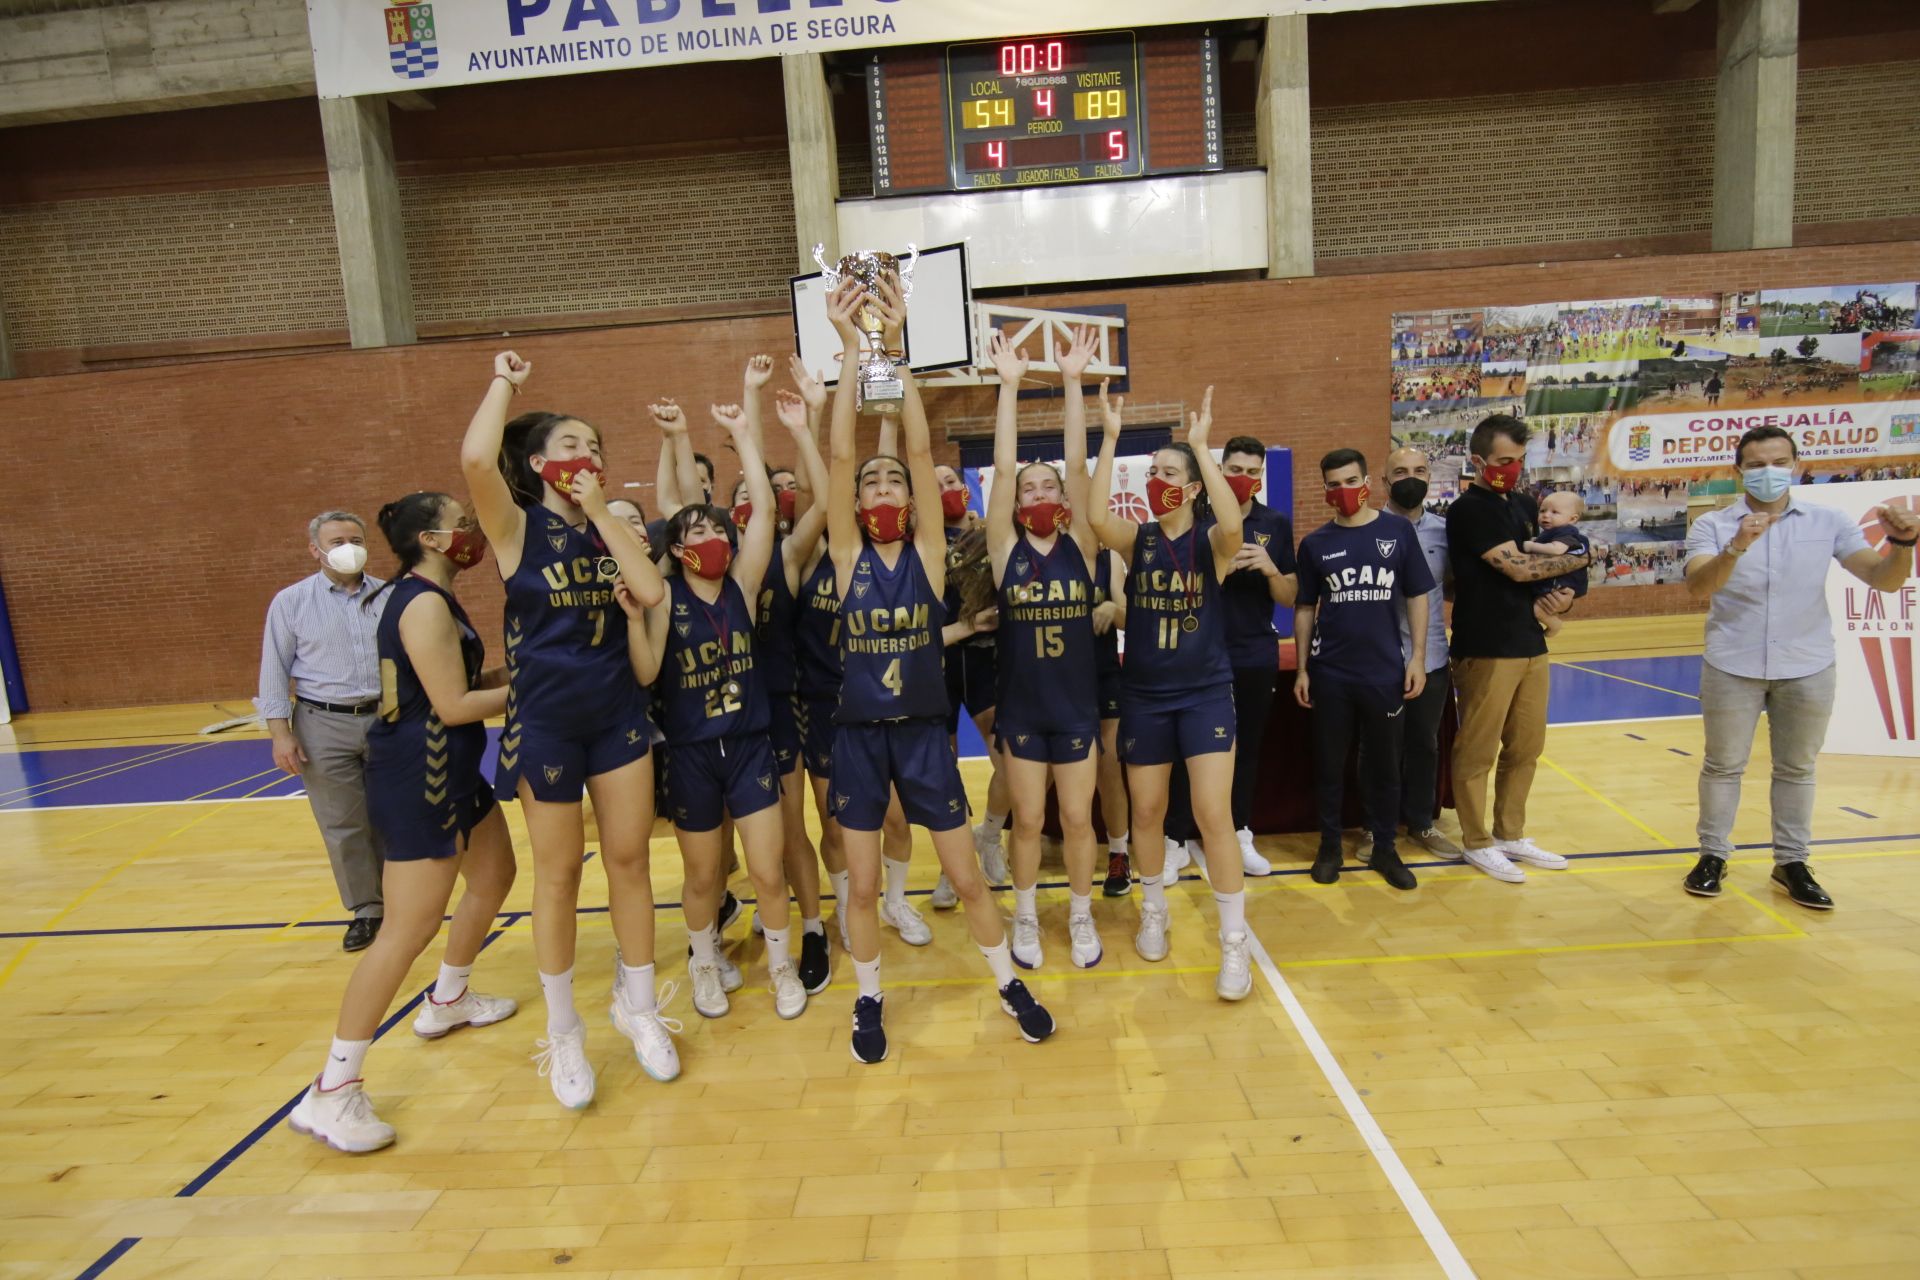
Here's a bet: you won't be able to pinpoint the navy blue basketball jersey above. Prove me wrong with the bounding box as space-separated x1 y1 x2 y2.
372 576 484 732
502 505 644 731
835 543 949 724
659 574 767 743
795 551 843 700
997 535 1097 730
1123 521 1230 699
1093 548 1121 686
756 538 799 695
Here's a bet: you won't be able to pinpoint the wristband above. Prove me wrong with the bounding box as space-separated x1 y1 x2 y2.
1890 534 1917 548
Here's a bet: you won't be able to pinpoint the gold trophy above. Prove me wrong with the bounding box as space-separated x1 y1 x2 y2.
813 243 918 414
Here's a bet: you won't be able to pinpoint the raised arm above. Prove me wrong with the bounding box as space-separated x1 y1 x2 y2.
880 274 948 598
824 279 866 583
399 594 509 726
785 356 827 519
1841 503 1918 591
651 398 689 520
1057 324 1100 560
777 388 832 592
1188 387 1243 572
985 330 1028 573
1086 378 1138 559
715 402 775 593
459 352 533 577
741 353 773 469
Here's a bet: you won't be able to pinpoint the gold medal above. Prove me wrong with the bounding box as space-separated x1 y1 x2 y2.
722 680 743 702
1181 615 1199 634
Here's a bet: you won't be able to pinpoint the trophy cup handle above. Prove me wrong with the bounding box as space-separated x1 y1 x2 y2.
812 242 838 285
897 243 919 298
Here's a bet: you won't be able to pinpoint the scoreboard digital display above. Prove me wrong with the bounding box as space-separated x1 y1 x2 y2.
944 32 1144 189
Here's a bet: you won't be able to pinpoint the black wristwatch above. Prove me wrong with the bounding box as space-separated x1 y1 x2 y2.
1890 534 1918 548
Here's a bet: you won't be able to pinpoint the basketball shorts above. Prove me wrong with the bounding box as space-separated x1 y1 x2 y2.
664 733 781 833
495 689 653 804
766 690 802 776
996 720 1100 765
369 721 496 861
831 717 967 833
944 642 998 733
1118 691 1237 767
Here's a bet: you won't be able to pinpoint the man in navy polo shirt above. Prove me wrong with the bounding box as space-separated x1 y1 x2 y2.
1294 449 1434 890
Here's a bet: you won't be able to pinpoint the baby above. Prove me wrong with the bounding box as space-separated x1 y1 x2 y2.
1524 491 1590 637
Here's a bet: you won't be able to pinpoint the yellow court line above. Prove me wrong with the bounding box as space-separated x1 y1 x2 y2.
1726 883 1811 936
1538 752 1678 847
0 740 217 807
1555 660 1700 701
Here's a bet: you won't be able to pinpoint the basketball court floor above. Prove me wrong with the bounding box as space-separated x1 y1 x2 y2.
3 616 1917 1279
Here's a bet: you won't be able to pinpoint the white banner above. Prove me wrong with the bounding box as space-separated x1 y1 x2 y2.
1603 402 1920 474
1794 479 1920 758
312 0 1486 99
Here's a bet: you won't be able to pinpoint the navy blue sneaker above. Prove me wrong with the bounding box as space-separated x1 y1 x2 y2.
998 979 1055 1044
850 994 888 1064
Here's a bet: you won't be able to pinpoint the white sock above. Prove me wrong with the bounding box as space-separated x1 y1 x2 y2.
319 1036 370 1090
828 868 850 908
540 968 581 1035
1142 873 1167 910
1109 835 1129 856
1014 885 1038 920
1214 889 1247 937
1236 827 1254 845
763 926 791 970
803 915 825 937
432 962 472 1004
885 857 909 908
854 954 883 998
619 960 657 1014
979 939 1017 987
688 923 718 964
1069 890 1092 921
981 810 1008 839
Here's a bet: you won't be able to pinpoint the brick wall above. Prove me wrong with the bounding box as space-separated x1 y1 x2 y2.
3 237 1916 710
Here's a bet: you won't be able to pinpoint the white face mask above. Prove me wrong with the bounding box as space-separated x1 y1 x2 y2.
324 542 369 575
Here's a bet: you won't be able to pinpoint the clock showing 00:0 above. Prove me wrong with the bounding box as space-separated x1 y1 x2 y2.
943 30 1144 189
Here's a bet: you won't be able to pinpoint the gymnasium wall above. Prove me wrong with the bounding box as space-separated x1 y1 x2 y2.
2 237 1915 711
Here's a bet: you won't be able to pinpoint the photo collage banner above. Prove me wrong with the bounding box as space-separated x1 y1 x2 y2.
1390 283 1920 588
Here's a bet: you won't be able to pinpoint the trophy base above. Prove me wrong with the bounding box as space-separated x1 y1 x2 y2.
858 379 905 414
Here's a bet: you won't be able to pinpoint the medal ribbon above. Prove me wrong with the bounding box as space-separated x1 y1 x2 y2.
1166 525 1199 626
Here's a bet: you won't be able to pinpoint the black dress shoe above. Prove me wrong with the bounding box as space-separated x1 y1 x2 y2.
1772 862 1834 910
1683 855 1726 898
1371 845 1418 892
1310 846 1341 885
342 916 381 952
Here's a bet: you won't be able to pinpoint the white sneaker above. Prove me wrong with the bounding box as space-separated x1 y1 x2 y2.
1163 837 1190 878
1186 840 1210 883
288 1080 395 1153
412 988 517 1039
1463 845 1527 884
1134 902 1170 962
532 1024 596 1110
930 873 958 910
881 897 933 946
769 961 807 1020
1011 912 1042 969
715 952 744 994
1068 913 1102 969
1217 931 1252 1002
1497 837 1568 870
1237 828 1273 877
974 825 1010 885
688 959 730 1018
610 983 683 1083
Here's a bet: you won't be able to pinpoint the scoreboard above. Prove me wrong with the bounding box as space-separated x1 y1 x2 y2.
866 27 1223 198
946 32 1145 189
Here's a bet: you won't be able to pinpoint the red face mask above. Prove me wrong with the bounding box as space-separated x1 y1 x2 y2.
678 536 733 580
1225 473 1262 505
862 501 911 543
775 489 797 523
1480 458 1524 493
1324 483 1370 517
940 488 968 522
433 528 487 572
537 456 602 505
732 502 753 530
1146 477 1189 516
1017 501 1070 537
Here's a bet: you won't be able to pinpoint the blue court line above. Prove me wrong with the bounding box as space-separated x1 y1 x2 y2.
74 911 526 1280
9 831 1913 946
1842 806 1877 819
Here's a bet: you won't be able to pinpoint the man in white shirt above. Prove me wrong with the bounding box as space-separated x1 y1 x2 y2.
1681 427 1917 909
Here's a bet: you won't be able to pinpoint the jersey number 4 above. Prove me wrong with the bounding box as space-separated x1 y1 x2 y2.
881 659 903 696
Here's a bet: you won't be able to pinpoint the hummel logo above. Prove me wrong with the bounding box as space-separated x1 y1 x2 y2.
627 729 641 744
1214 727 1228 738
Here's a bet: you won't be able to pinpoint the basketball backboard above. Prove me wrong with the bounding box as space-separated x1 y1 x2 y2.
790 241 973 386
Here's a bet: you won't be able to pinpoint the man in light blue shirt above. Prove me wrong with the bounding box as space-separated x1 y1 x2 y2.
1681 426 1917 909
256 511 389 950
1382 446 1462 859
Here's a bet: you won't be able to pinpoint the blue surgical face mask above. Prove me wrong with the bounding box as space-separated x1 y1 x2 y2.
1741 464 1794 503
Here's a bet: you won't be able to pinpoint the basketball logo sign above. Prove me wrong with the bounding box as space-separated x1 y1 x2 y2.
384 3 439 82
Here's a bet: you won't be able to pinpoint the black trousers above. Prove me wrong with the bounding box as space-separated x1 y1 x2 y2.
1309 675 1404 848
1393 665 1451 831
1167 665 1276 840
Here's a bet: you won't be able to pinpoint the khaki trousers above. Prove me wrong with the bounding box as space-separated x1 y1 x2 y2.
1449 655 1550 850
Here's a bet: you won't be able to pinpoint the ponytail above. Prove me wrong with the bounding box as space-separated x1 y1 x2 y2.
363 491 450 610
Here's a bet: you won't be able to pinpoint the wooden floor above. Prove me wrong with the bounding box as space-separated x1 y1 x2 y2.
4 617 1918 1279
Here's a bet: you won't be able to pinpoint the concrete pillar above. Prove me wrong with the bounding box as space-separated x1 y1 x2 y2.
319 95 415 349
1255 16 1313 279
1712 0 1797 252
782 53 839 272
